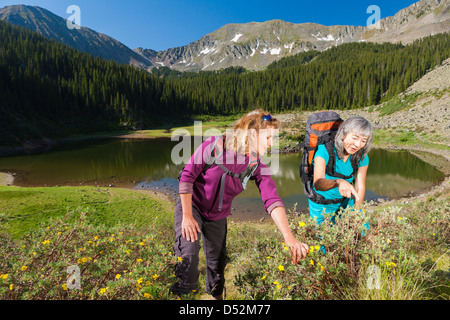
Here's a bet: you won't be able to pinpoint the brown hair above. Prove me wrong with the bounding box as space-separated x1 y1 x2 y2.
225 109 281 154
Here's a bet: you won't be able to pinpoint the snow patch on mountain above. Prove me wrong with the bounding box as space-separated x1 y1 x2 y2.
312 32 335 41
200 47 215 55
231 33 243 42
270 47 281 55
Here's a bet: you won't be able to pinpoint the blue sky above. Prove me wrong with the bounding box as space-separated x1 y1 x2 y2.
1 0 419 51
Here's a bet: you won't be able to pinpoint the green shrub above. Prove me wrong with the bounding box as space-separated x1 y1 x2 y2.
233 198 449 300
0 208 178 300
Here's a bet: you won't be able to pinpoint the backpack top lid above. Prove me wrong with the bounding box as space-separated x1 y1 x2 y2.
304 111 343 165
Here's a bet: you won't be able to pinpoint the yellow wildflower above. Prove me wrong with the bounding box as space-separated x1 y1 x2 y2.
0 274 8 279
310 259 314 266
62 284 68 291
152 274 159 280
177 256 183 262
21 266 28 271
139 242 145 246
261 276 267 280
278 265 284 271
273 281 279 285
276 284 282 290
314 245 320 251
136 258 143 263
116 274 121 280
9 284 13 290
144 293 151 298
137 278 143 284
299 222 306 227
99 288 107 294
385 261 396 267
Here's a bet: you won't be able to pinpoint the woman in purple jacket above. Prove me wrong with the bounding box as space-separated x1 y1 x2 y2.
170 109 309 299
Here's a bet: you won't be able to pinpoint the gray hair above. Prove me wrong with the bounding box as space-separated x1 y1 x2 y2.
335 116 373 167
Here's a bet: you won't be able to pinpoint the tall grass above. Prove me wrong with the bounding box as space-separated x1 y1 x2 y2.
0 185 448 300
0 208 179 300
231 193 449 300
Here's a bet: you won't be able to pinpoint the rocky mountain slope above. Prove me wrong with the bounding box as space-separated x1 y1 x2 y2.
277 56 449 175
0 5 152 69
367 0 449 44
136 20 365 72
1 1 447 73
136 0 449 72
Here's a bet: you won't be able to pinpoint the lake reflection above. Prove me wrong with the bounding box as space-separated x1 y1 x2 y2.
0 138 445 219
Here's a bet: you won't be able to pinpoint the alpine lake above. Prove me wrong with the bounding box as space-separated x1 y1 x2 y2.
0 137 445 220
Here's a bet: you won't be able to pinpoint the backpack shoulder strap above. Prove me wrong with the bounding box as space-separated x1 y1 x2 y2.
324 140 356 180
239 153 260 190
204 135 225 171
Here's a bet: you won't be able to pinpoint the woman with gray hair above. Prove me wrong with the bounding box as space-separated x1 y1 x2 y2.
308 116 373 225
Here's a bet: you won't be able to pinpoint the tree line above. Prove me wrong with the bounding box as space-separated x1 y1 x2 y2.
0 20 448 144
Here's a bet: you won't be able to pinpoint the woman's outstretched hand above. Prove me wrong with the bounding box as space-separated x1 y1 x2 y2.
337 179 360 201
270 207 309 264
285 237 309 264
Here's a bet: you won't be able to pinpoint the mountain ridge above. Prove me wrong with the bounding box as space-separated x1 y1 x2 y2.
0 4 153 69
136 0 449 71
0 0 448 72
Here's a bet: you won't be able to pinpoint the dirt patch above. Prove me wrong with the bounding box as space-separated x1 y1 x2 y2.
0 172 14 186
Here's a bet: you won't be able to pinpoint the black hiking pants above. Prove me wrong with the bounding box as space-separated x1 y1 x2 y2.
171 197 227 297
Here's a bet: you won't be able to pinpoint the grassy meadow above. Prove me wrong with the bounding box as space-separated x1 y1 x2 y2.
0 112 449 300
0 179 448 300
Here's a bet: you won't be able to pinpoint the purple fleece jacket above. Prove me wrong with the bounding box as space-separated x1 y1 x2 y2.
179 136 284 221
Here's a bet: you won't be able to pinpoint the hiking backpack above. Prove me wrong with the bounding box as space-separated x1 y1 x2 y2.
299 111 358 205
179 135 260 211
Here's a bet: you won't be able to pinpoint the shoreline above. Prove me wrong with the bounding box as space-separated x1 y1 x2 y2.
1 133 448 220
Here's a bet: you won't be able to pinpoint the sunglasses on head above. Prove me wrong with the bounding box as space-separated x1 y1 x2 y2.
262 114 272 122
